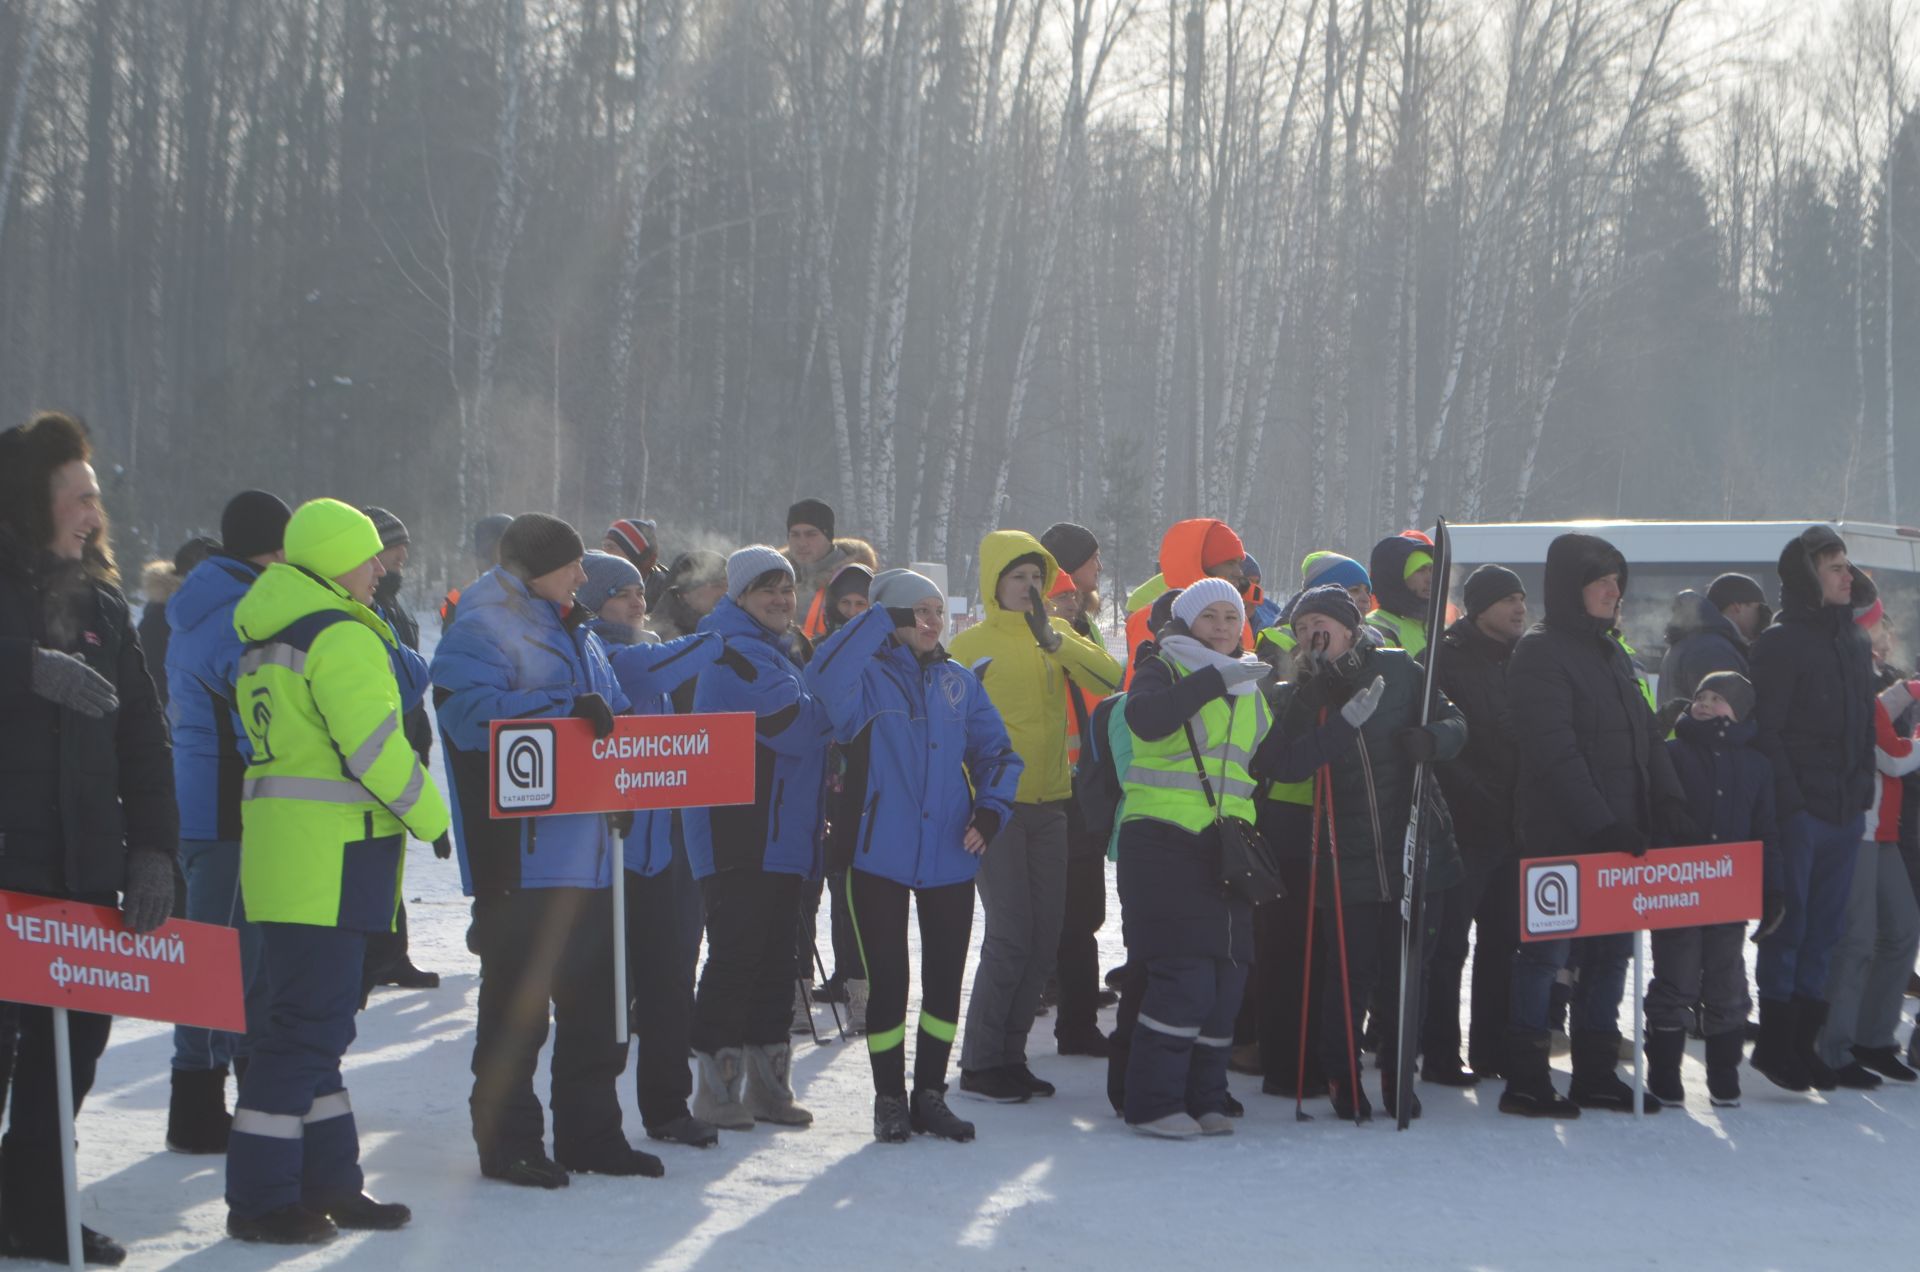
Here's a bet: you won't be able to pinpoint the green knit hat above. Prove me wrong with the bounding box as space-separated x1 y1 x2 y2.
285 498 383 580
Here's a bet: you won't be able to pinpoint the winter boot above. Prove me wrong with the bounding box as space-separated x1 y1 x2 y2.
1055 1024 1111 1058
166 1065 234 1154
479 1153 569 1189
1749 998 1809 1092
1852 1044 1919 1083
1128 1112 1201 1139
225 1205 338 1246
1421 1056 1480 1087
743 1042 813 1126
910 1087 976 1142
1645 1027 1688 1107
1497 1029 1580 1119
1790 995 1839 1092
873 1093 912 1143
692 1048 755 1131
646 1113 720 1149
558 1140 666 1178
1832 1059 1883 1089
1007 1063 1056 1098
958 1067 1031 1104
321 1193 412 1231
1379 1071 1422 1121
1195 1111 1235 1136
844 979 870 1036
1328 1072 1373 1124
1569 1030 1659 1113
1705 1030 1744 1107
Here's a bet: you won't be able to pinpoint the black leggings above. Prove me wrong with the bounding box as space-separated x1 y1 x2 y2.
845 869 975 1096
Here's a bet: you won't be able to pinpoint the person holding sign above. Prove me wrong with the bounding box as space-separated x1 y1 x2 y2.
1501 533 1687 1119
224 499 450 1244
1645 672 1774 1108
0 413 177 1267
434 517 668 1188
806 569 1023 1144
684 547 837 1130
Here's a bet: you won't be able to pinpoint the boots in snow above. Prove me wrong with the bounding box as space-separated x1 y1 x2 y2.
1852 1044 1919 1083
1328 1072 1373 1124
1379 1070 1422 1121
1749 997 1809 1091
1645 1027 1688 1107
910 1087 977 1142
1498 1029 1579 1119
1569 1030 1659 1113
1790 995 1839 1092
322 1193 412 1231
873 1093 912 1143
646 1113 720 1148
692 1048 755 1131
226 1205 337 1246
743 1042 813 1126
1128 1112 1201 1139
1705 1030 1744 1107
166 1065 233 1154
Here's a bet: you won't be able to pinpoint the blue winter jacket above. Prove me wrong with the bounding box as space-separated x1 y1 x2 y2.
807 606 1023 889
165 554 265 842
588 618 724 878
682 596 835 881
379 603 431 715
1666 711 1778 878
431 568 631 894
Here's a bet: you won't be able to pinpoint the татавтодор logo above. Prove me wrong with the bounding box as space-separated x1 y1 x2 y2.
496 724 556 812
1525 861 1580 937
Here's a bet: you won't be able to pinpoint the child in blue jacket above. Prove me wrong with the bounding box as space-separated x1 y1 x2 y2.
808 570 1022 1143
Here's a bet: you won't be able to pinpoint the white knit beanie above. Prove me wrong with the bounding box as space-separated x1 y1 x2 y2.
1172 577 1245 629
726 545 794 600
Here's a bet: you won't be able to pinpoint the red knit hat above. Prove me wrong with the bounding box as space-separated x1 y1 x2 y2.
1201 522 1246 570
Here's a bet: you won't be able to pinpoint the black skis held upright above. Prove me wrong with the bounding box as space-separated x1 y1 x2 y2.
1392 517 1450 1131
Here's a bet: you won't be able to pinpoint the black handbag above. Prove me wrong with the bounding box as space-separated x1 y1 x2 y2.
1182 721 1286 904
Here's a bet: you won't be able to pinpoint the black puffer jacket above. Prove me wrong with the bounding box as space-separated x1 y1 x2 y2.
1430 615 1519 866
1658 590 1750 704
1508 534 1682 854
0 544 178 898
1749 525 1876 825
1272 642 1466 906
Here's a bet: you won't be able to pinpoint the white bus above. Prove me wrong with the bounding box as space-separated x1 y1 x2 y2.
1446 520 1920 670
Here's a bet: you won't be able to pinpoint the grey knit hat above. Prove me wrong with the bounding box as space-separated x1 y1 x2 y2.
726 545 794 600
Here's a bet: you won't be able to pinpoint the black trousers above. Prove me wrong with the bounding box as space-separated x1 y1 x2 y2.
693 869 804 1052
1423 855 1518 1072
1254 852 1325 1091
1105 962 1149 1115
1053 850 1108 1039
0 1004 111 1246
1317 896 1444 1084
467 887 627 1167
845 870 975 1095
360 897 413 995
625 867 695 1130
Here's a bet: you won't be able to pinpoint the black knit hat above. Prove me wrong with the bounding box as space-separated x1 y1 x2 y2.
1148 587 1183 637
1289 583 1363 633
1695 670 1756 723
1040 522 1099 575
1464 564 1525 617
787 498 835 540
220 490 293 560
1706 573 1766 612
361 506 410 551
499 513 585 581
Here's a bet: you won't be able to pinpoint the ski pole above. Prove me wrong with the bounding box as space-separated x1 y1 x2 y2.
1323 764 1364 1126
1295 760 1324 1123
812 939 849 1041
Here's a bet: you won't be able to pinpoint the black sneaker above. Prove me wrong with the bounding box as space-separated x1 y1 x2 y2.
322 1193 411 1231
873 1093 912 1143
226 1205 338 1246
910 1088 977 1142
957 1068 1031 1104
480 1153 571 1189
646 1114 720 1148
1832 1061 1884 1090
1497 1085 1580 1118
557 1143 666 1178
1852 1045 1919 1083
1007 1063 1055 1098
1055 1026 1111 1058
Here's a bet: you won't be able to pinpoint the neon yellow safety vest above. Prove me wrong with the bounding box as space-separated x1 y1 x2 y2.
1122 653 1272 834
232 563 450 929
1369 607 1428 659
1252 626 1311 807
1616 633 1657 711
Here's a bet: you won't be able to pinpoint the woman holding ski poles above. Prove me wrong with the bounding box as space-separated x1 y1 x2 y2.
806 570 1023 1144
1272 584 1467 1124
1115 579 1374 1139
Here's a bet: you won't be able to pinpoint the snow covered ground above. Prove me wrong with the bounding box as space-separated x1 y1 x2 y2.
68 835 1920 1271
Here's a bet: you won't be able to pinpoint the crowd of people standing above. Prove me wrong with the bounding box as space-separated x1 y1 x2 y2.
0 407 1916 1263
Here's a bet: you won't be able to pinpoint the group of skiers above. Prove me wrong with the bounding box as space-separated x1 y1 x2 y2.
1 407 1916 1264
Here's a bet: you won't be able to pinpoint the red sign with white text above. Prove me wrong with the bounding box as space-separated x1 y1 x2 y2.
488 712 757 818
1518 841 1763 942
0 892 245 1030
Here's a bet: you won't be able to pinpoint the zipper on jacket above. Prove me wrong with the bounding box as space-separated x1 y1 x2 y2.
1355 736 1390 895
859 794 880 855
770 778 785 842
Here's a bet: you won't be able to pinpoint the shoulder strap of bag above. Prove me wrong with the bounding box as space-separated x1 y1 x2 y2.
1182 719 1222 818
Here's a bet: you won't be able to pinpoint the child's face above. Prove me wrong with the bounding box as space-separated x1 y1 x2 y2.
1690 689 1736 722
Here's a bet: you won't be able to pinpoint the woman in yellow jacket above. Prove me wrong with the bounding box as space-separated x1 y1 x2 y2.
224 499 450 1246
949 531 1123 1103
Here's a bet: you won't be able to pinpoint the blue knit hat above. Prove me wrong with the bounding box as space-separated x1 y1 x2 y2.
1302 551 1371 593
578 550 643 614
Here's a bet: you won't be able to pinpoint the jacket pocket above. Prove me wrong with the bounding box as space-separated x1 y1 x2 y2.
337 833 404 932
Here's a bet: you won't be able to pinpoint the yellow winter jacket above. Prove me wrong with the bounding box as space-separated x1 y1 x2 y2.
949 531 1124 804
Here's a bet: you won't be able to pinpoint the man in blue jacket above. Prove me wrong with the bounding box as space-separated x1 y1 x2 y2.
162 489 290 1154
433 514 663 1189
1659 573 1769 704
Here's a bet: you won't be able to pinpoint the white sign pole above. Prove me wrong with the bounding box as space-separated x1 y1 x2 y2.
612 866 629 1047
1632 932 1646 1121
53 1006 83 1272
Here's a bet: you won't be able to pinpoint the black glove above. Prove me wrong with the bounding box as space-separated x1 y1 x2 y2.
30 647 118 718
570 692 617 739
717 645 758 682
1753 890 1787 942
1396 726 1438 764
608 810 634 839
1658 797 1703 847
433 832 453 860
1587 821 1647 857
1024 588 1062 653
120 850 174 935
968 808 1003 844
